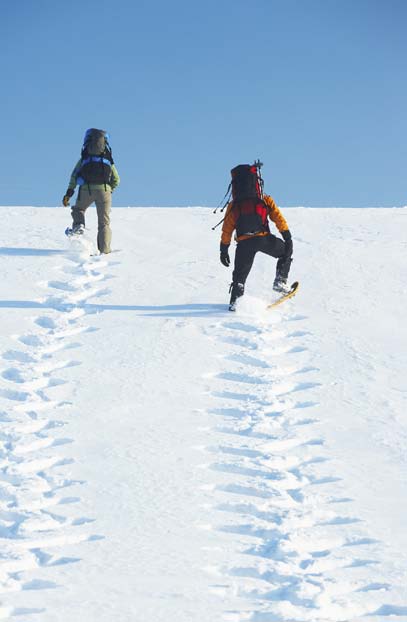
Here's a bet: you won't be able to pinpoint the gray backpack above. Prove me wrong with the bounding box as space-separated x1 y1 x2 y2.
82 128 109 156
78 128 114 186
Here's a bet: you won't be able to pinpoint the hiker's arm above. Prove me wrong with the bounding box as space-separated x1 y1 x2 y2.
110 164 120 191
68 160 82 191
264 195 289 233
220 202 236 246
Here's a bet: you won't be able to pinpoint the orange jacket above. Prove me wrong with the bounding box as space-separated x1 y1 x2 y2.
220 194 289 246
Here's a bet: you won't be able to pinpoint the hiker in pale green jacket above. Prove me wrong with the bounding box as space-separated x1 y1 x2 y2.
62 128 120 254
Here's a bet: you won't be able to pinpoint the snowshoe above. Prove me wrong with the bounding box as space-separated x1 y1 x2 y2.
65 224 85 237
268 281 299 309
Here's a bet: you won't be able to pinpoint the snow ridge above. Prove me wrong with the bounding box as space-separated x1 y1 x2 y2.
201 299 406 621
0 239 110 617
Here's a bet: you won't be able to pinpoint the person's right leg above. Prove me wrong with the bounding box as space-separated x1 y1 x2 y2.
71 187 93 229
258 234 292 292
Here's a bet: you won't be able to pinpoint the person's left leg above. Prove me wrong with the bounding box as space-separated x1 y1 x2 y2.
71 187 94 229
94 189 112 253
232 239 258 285
229 238 258 307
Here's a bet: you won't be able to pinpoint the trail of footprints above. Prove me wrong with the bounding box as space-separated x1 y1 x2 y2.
0 243 114 617
201 309 403 621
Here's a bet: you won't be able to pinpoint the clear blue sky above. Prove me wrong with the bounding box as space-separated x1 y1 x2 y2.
1 0 406 207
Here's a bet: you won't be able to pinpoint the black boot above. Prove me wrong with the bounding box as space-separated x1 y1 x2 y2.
274 256 292 292
229 282 245 311
273 275 290 293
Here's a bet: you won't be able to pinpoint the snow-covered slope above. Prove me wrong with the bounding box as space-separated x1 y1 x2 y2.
1 206 407 622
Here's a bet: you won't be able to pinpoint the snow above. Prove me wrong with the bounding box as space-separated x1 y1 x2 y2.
1 205 407 622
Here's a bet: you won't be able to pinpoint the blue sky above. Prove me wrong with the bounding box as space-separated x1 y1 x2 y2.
1 0 406 207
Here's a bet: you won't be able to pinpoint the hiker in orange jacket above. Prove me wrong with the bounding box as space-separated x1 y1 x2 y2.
219 163 293 310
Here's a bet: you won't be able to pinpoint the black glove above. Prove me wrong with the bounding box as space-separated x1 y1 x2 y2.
282 229 293 258
62 188 74 207
220 243 230 267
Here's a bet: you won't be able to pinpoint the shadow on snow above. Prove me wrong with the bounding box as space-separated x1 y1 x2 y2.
0 246 65 256
0 299 227 317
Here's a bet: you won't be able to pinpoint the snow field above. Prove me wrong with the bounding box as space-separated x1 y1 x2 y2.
0 206 406 621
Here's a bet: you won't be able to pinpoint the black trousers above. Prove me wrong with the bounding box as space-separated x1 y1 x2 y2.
232 234 292 286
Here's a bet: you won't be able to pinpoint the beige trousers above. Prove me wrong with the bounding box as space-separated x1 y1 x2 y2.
71 187 112 253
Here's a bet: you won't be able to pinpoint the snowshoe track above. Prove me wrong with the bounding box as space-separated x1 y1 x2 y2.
0 242 115 615
200 305 407 621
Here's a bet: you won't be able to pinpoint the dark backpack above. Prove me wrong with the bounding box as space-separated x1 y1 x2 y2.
231 163 263 201
78 128 114 186
231 162 269 237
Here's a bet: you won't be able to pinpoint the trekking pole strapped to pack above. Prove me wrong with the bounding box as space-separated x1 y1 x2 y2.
213 182 232 214
212 215 227 231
